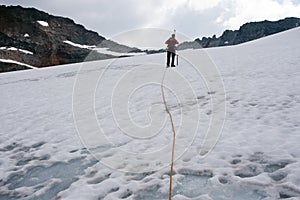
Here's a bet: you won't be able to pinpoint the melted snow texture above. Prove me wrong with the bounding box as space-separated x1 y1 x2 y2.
0 28 300 199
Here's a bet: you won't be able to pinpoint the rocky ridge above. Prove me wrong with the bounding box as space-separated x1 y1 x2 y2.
178 17 300 50
0 5 140 72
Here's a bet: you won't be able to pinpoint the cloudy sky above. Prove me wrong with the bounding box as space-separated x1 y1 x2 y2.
1 0 300 40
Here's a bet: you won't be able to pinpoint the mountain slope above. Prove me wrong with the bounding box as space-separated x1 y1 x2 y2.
0 27 299 199
0 5 140 72
178 17 300 49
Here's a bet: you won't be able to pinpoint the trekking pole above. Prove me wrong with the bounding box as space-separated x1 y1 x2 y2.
174 29 178 67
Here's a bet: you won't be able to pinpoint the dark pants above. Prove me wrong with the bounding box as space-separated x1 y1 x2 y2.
167 51 176 66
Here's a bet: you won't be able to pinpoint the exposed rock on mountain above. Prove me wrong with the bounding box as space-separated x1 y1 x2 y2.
178 17 300 50
0 5 140 72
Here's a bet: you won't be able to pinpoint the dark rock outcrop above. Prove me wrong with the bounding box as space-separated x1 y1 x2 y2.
0 62 30 73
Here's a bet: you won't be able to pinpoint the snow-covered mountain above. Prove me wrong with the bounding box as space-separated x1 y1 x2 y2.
0 5 142 73
0 26 299 200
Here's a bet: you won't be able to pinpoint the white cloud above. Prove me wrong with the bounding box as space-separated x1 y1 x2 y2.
131 0 187 28
128 0 225 37
1 0 300 40
187 0 223 11
124 0 300 38
217 0 300 30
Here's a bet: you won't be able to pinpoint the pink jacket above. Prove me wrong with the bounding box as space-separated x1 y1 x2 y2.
165 38 179 52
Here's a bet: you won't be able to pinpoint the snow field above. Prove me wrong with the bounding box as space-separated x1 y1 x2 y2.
0 28 300 199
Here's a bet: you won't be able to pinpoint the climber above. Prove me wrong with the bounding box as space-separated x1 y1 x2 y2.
165 33 179 67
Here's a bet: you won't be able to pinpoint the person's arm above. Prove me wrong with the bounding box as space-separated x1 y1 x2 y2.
165 39 170 44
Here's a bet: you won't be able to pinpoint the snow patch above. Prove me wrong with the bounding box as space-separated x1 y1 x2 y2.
63 40 96 49
7 47 18 51
63 40 145 57
0 46 33 55
0 59 37 69
19 49 33 55
37 20 49 27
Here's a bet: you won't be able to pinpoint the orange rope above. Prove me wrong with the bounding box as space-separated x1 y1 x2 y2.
161 69 177 200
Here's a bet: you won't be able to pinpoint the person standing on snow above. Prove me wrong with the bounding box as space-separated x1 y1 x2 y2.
165 33 179 67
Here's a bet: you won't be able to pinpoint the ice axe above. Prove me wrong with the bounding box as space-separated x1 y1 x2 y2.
174 29 179 67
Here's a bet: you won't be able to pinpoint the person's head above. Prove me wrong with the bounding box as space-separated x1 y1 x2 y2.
171 33 175 38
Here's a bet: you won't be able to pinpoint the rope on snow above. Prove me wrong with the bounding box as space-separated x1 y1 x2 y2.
161 68 177 200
